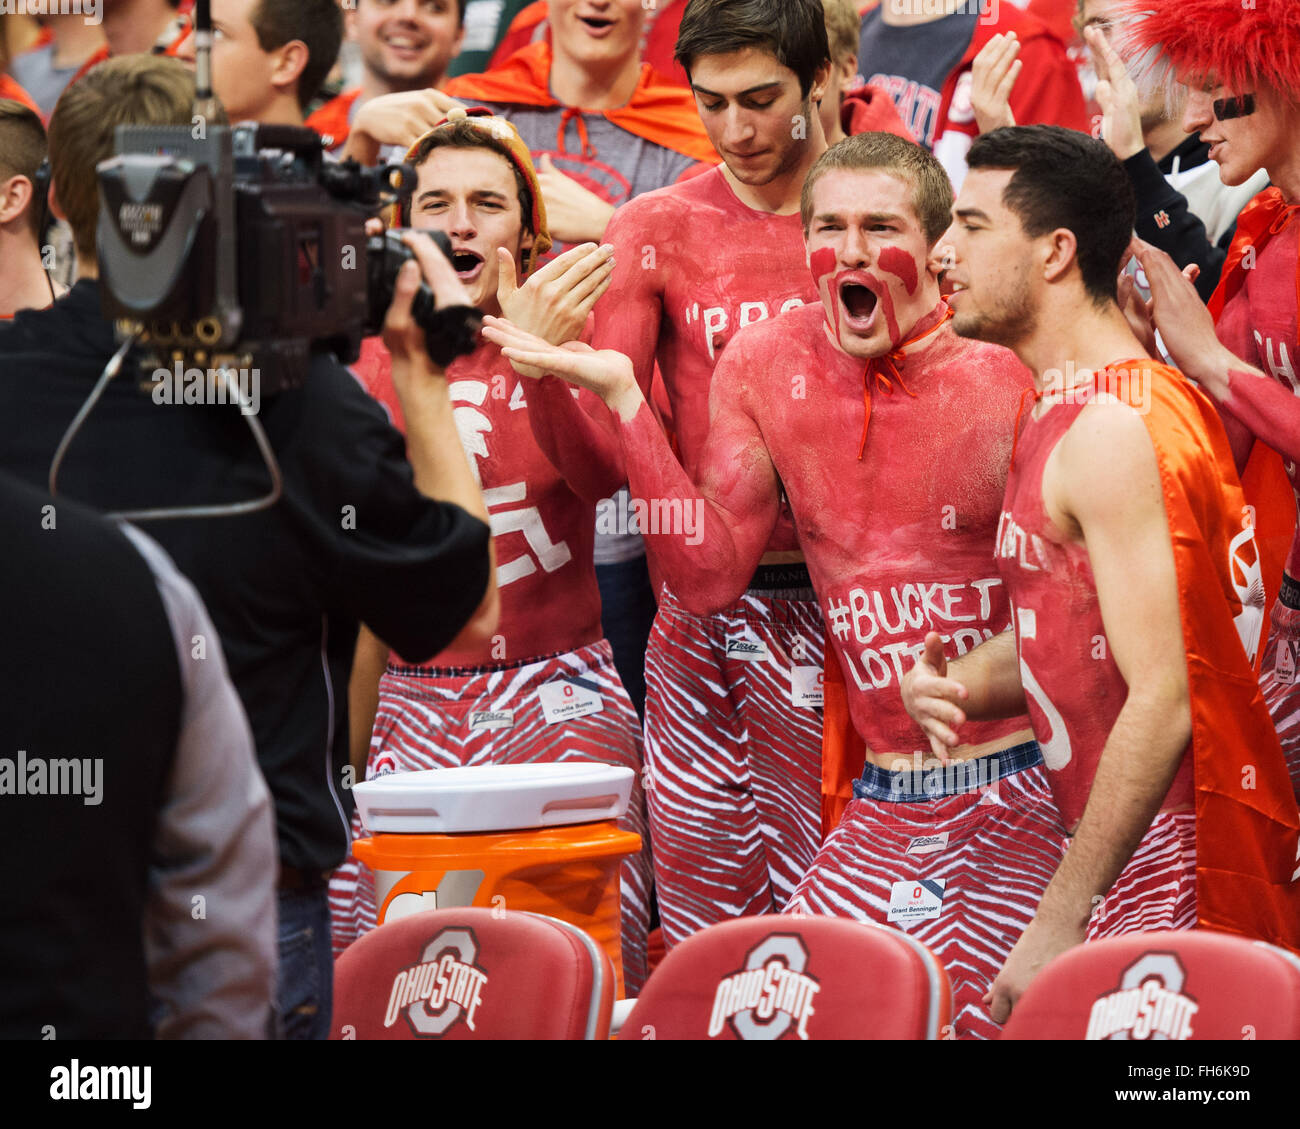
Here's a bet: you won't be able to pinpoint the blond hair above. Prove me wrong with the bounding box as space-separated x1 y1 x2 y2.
802 131 954 245
823 0 863 63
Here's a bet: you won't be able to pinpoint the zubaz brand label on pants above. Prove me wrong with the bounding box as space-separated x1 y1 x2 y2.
726 637 770 662
906 832 950 856
790 666 824 707
887 879 946 923
538 680 603 724
469 709 514 732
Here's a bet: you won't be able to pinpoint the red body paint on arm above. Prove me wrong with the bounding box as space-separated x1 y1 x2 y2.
1222 367 1300 469
615 341 783 614
524 376 627 505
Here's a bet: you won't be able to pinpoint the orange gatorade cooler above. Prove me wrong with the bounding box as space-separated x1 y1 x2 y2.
351 762 641 996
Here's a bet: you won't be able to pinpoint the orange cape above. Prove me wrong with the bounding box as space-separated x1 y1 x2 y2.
305 87 363 150
1135 366 1300 951
442 41 719 166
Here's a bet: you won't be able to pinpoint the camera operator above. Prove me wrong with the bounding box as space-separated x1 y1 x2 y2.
0 54 497 1040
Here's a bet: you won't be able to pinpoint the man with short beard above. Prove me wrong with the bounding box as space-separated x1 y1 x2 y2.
917 124 1300 1021
484 132 1064 1040
308 0 466 153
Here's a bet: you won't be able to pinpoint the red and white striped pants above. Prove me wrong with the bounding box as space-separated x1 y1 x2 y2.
785 744 1066 1040
1086 810 1198 940
644 580 826 949
327 639 651 992
1258 598 1300 800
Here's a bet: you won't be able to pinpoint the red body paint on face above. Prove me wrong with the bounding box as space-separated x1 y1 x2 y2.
878 246 919 295
810 247 843 340
873 277 901 345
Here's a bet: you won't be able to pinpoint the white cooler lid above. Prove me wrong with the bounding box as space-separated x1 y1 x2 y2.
353 761 635 834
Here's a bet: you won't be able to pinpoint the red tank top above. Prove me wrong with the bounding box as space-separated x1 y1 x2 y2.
997 384 1195 829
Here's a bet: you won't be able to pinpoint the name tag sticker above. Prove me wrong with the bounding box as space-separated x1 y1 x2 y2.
726 637 769 662
1275 638 1298 686
791 666 824 707
538 680 603 725
887 879 946 924
469 709 514 732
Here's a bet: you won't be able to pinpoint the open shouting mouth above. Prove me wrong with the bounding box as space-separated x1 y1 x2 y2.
450 247 485 282
839 277 880 332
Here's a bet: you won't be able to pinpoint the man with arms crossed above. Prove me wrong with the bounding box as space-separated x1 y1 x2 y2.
485 132 1067 1039
913 125 1300 1023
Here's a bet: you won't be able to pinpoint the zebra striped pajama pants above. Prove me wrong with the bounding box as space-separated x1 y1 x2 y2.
643 577 826 950
785 743 1066 1040
1259 593 1300 800
1086 810 1198 940
327 639 651 992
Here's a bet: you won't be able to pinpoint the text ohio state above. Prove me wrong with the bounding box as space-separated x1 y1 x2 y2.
384 953 488 1030
709 961 821 1039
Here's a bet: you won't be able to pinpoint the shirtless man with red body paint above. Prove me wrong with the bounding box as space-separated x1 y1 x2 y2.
484 132 1070 1040
523 0 835 948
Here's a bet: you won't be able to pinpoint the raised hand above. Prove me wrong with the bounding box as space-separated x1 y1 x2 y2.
971 31 1021 135
496 241 616 362
342 89 468 165
481 315 643 415
536 155 618 245
1085 25 1144 160
1128 237 1227 388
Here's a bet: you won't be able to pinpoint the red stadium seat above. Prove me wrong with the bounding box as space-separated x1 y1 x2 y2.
617 916 952 1040
333 907 615 1040
1001 930 1300 1040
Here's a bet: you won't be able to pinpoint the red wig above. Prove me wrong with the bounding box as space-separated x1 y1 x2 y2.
1116 0 1300 98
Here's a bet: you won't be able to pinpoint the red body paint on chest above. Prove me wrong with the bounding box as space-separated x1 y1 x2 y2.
878 246 918 295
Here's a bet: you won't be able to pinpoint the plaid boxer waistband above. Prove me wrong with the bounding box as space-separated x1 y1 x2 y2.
853 740 1044 803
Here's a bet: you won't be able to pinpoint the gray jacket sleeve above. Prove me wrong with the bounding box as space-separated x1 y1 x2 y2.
120 524 279 1039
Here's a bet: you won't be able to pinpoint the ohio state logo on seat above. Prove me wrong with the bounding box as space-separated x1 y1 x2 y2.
384 927 490 1037
1085 952 1200 1040
708 934 822 1040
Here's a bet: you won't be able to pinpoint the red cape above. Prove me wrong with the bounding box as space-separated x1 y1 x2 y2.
1133 366 1300 952
1207 187 1300 675
443 41 719 165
